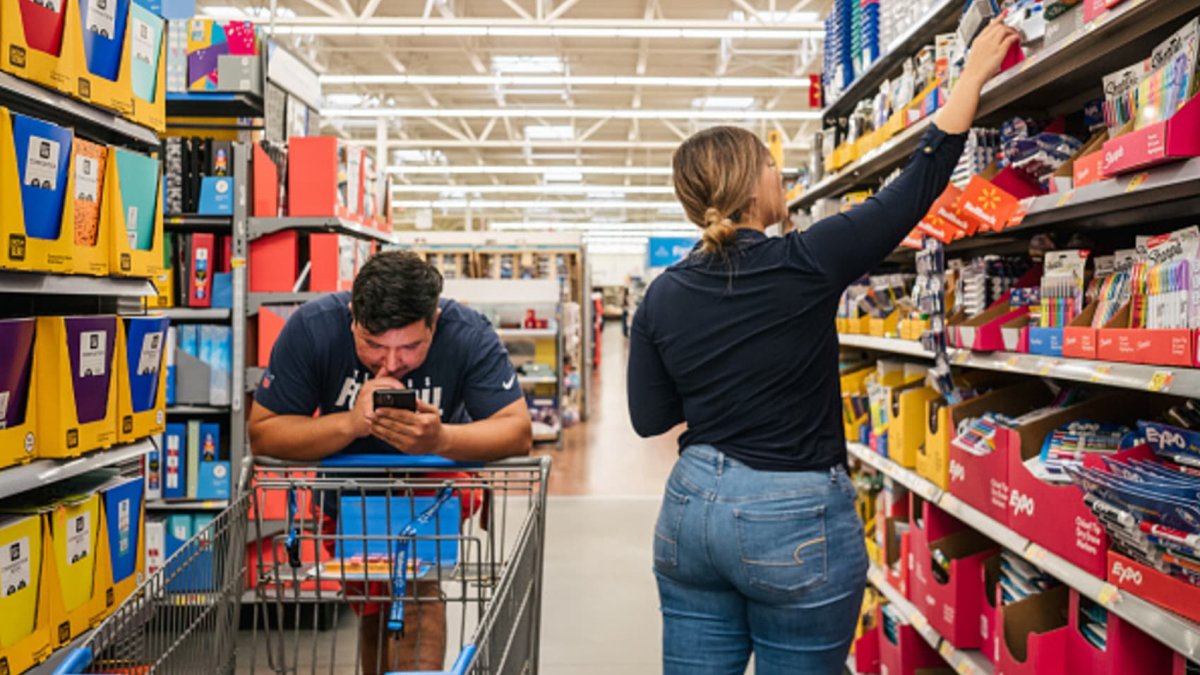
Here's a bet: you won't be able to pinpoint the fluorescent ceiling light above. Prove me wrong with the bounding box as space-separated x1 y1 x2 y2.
203 5 296 19
325 107 820 121
388 165 673 176
394 199 682 210
692 95 756 110
392 149 447 164
264 22 822 41
543 170 584 183
391 184 672 195
729 10 820 24
320 74 812 88
523 125 574 140
491 56 564 74
324 92 368 107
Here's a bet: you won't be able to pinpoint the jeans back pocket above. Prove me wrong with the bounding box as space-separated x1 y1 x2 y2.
654 487 689 570
735 505 827 594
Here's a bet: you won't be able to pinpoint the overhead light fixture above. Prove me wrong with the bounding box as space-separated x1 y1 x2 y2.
391 184 672 195
394 199 683 210
392 148 447 164
324 92 369 107
322 107 820 121
523 124 574 140
542 170 584 183
491 55 565 74
388 165 675 176
488 221 697 234
729 10 820 24
263 21 823 41
202 5 296 19
319 74 813 88
692 95 756 110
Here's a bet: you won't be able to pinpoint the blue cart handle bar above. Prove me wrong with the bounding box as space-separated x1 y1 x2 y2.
319 454 483 469
52 644 478 675
387 644 477 675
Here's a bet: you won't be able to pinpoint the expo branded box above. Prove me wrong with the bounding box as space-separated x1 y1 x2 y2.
1066 588 1171 675
996 585 1070 675
0 317 39 470
876 606 942 675
35 315 119 458
1107 551 1200 625
921 530 998 650
906 494 965 628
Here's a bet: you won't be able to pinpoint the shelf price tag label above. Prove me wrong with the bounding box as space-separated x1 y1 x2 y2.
1037 358 1056 376
909 612 928 632
1006 355 1021 368
1056 190 1075 208
953 351 970 365
1124 172 1151 193
1026 543 1049 565
1148 371 1174 393
957 661 975 675
939 642 955 659
1097 583 1121 607
1090 365 1113 382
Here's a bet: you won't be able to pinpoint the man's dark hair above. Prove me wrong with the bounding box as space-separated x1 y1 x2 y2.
351 251 444 333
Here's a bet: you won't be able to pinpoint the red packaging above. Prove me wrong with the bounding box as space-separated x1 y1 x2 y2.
1108 551 1200 625
996 586 1070 675
957 176 1025 235
853 625 881 675
907 494 966 619
1072 151 1107 188
916 184 966 244
923 530 999 649
877 607 942 675
1102 95 1200 176
249 230 300 293
188 232 215 308
1067 589 1172 675
288 136 351 218
309 233 355 292
1082 0 1109 23
252 144 279 218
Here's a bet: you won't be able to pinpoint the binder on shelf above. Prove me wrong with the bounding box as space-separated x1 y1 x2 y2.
127 3 166 132
162 422 185 499
185 419 199 498
0 0 72 92
164 325 176 405
70 138 110 275
187 231 214 307
35 315 119 458
0 110 80 274
145 432 162 500
144 517 164 577
196 421 228 499
252 143 279 217
197 175 233 215
108 146 165 278
116 315 168 443
0 513 49 671
0 317 39 470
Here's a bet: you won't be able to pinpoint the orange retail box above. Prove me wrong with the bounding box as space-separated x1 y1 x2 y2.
1097 305 1194 367
0 512 52 675
249 230 300 292
947 380 1057 525
1002 398 1168 577
1062 303 1099 359
252 143 280 217
115 316 168 444
0 0 74 92
1102 95 1200 176
1066 588 1171 675
922 530 999 650
35 315 119 458
1072 150 1108 188
956 175 1025 235
309 232 356 292
996 585 1070 675
0 317 40 470
916 184 966 244
288 136 356 219
107 146 165 278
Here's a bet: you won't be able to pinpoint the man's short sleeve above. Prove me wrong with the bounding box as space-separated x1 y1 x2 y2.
462 322 524 420
254 312 322 416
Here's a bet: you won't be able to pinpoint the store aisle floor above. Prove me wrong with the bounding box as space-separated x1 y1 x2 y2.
533 320 677 672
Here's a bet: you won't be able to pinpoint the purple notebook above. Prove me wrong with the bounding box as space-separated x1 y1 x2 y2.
65 316 117 424
0 318 36 429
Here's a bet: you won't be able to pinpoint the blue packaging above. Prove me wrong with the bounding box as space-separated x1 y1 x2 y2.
80 0 131 81
12 113 72 241
124 316 170 412
197 461 230 500
212 272 232 309
1028 327 1065 356
102 475 144 584
197 176 234 215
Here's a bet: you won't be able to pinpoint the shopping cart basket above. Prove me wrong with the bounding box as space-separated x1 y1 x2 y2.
55 454 551 675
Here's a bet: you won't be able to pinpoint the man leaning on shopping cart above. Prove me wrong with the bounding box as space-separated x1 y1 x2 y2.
248 250 533 674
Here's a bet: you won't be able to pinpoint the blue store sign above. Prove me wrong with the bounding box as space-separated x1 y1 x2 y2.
647 236 698 268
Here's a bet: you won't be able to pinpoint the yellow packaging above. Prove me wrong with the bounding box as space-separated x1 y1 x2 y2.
115 317 168 444
0 317 39 470
60 0 134 116
106 149 164 278
918 379 1052 490
145 267 173 309
841 365 873 441
126 8 166 133
868 311 899 338
845 316 872 335
50 494 99 618
35 315 119 458
0 513 53 674
0 108 96 274
899 318 930 341
0 0 74 92
836 317 848 333
887 383 939 469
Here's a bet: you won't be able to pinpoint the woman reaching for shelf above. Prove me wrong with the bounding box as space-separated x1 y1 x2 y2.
626 18 1020 675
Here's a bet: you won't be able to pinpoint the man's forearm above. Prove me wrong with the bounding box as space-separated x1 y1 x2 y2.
439 416 532 462
250 412 358 461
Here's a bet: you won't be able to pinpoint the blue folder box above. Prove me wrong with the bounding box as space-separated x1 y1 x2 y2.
101 475 144 584
12 113 72 241
338 495 462 567
123 316 169 413
79 0 131 81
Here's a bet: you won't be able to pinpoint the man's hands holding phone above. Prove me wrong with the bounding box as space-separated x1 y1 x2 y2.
349 378 446 455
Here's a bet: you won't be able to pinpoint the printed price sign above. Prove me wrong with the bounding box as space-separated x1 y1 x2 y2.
957 661 975 675
953 351 971 365
939 642 955 659
1148 371 1174 393
1097 583 1121 607
1056 190 1075 208
1124 172 1151 193
1090 365 1113 382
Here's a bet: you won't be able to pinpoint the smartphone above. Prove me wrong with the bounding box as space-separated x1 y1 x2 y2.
373 388 418 412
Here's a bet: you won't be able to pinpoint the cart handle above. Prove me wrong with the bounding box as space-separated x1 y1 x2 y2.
387 644 476 675
318 454 483 469
52 646 92 675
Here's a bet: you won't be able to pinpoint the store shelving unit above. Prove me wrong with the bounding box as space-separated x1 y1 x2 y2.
167 91 266 120
866 562 994 675
0 440 154 502
821 0 961 124
794 0 1200 210
167 404 232 415
838 334 1199 397
0 72 159 148
0 271 156 297
847 443 1200 662
146 498 230 512
164 214 236 232
247 216 396 244
159 307 232 321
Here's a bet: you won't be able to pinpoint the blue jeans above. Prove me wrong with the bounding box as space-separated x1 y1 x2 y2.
653 445 868 675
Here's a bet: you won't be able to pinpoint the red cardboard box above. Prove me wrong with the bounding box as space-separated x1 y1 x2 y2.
287 136 355 219
249 230 301 293
1001 315 1030 353
923 530 998 649
908 494 966 613
961 303 1028 352
1072 150 1107 188
854 625 881 675
1102 95 1200 176
879 514 911 598
1067 589 1171 675
957 175 1025 234
916 184 967 244
252 144 279 218
1063 304 1100 359
309 233 356 292
1108 551 1200 625
1082 0 1109 23
256 305 289 367
983 557 1003 664
996 585 1070 675
947 380 1056 525
878 607 943 675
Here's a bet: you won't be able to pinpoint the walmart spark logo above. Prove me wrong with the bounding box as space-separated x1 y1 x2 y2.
978 186 1002 211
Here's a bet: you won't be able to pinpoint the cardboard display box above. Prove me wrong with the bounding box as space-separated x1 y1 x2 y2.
996 585 1070 675
35 315 119 458
0 317 39 470
0 0 73 93
107 147 165 278
116 316 169 444
1067 588 1171 675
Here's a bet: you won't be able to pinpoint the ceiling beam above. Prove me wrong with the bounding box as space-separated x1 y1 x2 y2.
359 0 383 18
545 0 581 21
296 0 343 19
498 0 534 20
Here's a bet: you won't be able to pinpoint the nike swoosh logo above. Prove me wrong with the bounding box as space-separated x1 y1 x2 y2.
503 375 517 390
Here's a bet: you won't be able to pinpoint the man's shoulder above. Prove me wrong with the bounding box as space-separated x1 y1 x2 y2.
288 292 353 341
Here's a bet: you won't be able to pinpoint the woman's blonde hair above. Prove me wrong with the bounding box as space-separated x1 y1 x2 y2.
672 126 771 257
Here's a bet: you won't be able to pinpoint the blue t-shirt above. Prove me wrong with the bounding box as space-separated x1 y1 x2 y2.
254 292 522 454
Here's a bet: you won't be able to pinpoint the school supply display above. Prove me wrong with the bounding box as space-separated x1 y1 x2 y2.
1039 250 1089 328
1026 420 1134 484
1000 551 1058 604
1103 18 1200 134
1130 226 1200 330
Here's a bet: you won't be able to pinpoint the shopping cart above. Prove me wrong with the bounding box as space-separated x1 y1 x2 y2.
55 454 551 675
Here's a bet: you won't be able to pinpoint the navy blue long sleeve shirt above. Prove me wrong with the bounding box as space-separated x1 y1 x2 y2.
627 124 966 472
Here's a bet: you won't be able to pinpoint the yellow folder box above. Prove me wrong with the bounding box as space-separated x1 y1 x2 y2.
35 315 119 459
106 148 164 278
0 513 53 673
0 0 74 93
0 318 39 471
868 311 899 338
60 0 134 116
886 383 940 469
50 494 100 616
115 317 168 444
